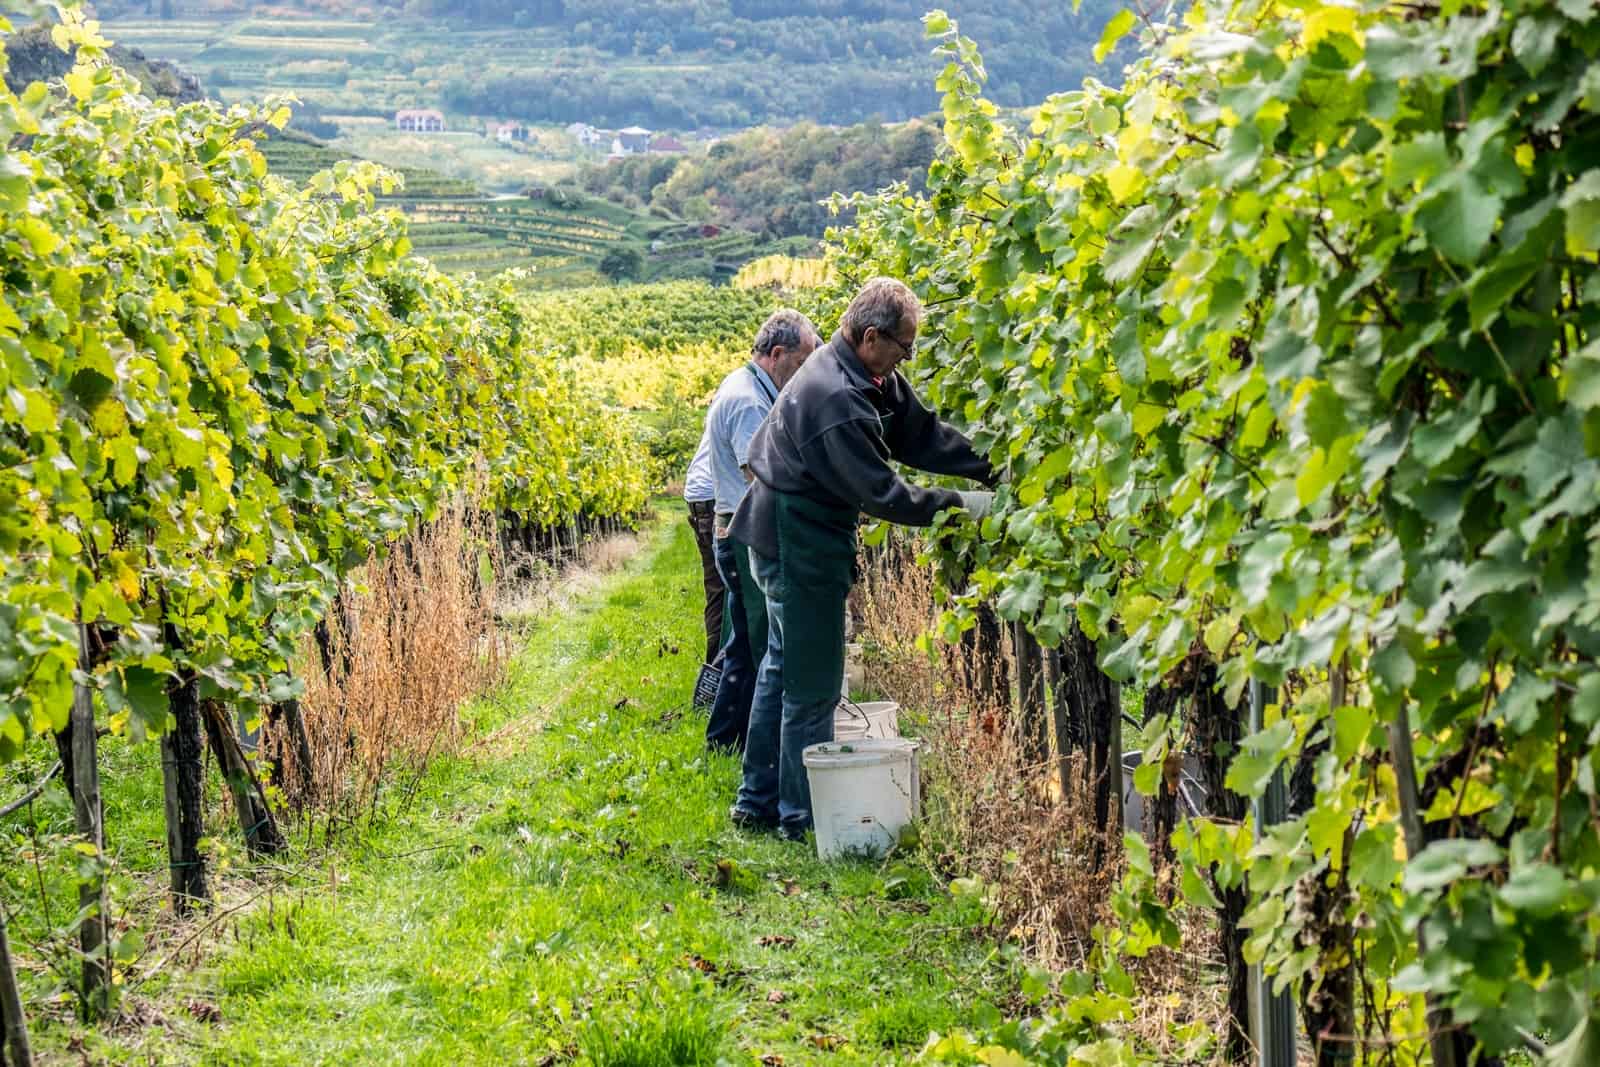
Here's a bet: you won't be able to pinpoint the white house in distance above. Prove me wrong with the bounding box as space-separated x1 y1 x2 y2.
491 121 529 143
617 126 652 153
567 122 604 147
395 108 446 133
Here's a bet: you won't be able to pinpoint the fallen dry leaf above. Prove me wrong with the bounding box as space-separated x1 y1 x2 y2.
766 989 787 1004
756 934 796 948
760 1056 785 1066
809 1034 845 1051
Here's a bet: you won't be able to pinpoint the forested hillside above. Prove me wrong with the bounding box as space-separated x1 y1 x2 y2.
0 23 200 98
575 120 939 238
92 0 1118 127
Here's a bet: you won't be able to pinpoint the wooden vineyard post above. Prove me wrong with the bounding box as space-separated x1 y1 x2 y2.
268 698 317 808
1193 662 1250 1062
161 655 211 913
957 599 1010 719
68 622 109 1020
201 701 286 856
1012 622 1048 768
1106 684 1123 839
1044 647 1073 795
1247 681 1296 1067
1141 684 1181 873
1057 622 1123 863
978 603 1009 714
0 905 33 1067
1293 660 1356 1065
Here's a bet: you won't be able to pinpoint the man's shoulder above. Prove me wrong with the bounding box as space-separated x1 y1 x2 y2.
787 347 873 414
709 367 752 406
710 367 768 416
713 364 749 396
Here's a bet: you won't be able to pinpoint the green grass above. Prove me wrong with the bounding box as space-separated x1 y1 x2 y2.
12 503 1019 1063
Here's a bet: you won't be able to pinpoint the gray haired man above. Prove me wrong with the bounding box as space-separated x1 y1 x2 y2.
692 309 821 751
727 278 994 838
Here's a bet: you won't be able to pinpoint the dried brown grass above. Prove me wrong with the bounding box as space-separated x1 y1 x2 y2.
275 505 506 824
857 540 1117 964
856 537 1230 1053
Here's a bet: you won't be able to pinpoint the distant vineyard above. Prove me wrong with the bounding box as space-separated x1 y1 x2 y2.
732 254 833 293
521 281 782 359
258 131 477 197
394 197 793 288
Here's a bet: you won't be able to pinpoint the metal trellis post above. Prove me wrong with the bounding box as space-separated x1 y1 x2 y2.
1248 680 1298 1067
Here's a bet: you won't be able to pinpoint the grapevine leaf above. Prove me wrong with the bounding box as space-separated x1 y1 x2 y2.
106 666 170 732
1402 838 1503 893
1094 10 1136 64
1497 863 1569 916
1560 169 1600 254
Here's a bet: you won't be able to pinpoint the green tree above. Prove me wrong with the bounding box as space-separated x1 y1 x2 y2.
598 245 643 281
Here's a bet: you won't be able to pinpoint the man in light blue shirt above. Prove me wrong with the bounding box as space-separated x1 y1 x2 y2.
698 309 820 752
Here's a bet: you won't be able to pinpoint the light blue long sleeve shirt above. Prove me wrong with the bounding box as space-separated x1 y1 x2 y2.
686 362 779 516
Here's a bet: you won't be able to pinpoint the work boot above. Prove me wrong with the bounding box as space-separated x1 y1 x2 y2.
729 805 777 834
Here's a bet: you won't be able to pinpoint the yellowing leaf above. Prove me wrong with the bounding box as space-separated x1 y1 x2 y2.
110 554 140 601
1105 163 1146 203
1203 613 1238 656
0 295 22 334
64 67 94 102
1131 400 1165 435
1302 4 1362 47
1094 9 1137 63
1122 594 1162 635
15 217 61 256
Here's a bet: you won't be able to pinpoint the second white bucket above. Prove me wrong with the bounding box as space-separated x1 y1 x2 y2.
833 700 900 741
802 738 920 861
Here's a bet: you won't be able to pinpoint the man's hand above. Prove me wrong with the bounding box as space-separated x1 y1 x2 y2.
958 490 995 520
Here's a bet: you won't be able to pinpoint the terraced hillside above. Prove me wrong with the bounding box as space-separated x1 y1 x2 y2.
398 197 810 288
254 137 807 288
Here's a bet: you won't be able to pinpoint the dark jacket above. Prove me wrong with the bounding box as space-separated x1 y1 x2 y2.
728 329 992 559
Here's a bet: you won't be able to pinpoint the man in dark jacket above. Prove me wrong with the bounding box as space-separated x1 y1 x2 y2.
727 277 994 839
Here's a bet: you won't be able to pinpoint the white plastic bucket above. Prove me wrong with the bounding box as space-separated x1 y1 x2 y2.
802 738 920 860
833 700 899 740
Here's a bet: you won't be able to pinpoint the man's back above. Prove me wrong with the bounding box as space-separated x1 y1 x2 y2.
706 361 779 516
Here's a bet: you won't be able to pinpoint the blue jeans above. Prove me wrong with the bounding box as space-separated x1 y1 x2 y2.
706 536 759 752
734 549 843 832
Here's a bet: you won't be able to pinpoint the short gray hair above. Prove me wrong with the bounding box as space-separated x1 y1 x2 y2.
752 308 818 359
841 277 920 345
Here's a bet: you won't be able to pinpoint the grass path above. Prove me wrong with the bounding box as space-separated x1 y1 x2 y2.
182 505 1018 1065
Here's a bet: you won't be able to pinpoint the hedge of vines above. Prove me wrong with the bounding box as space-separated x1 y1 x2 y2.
0 12 649 766
831 1 1600 1062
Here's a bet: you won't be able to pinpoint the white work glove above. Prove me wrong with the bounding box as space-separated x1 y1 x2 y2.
958 490 995 520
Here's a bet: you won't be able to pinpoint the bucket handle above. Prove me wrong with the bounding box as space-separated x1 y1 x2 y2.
836 698 869 726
